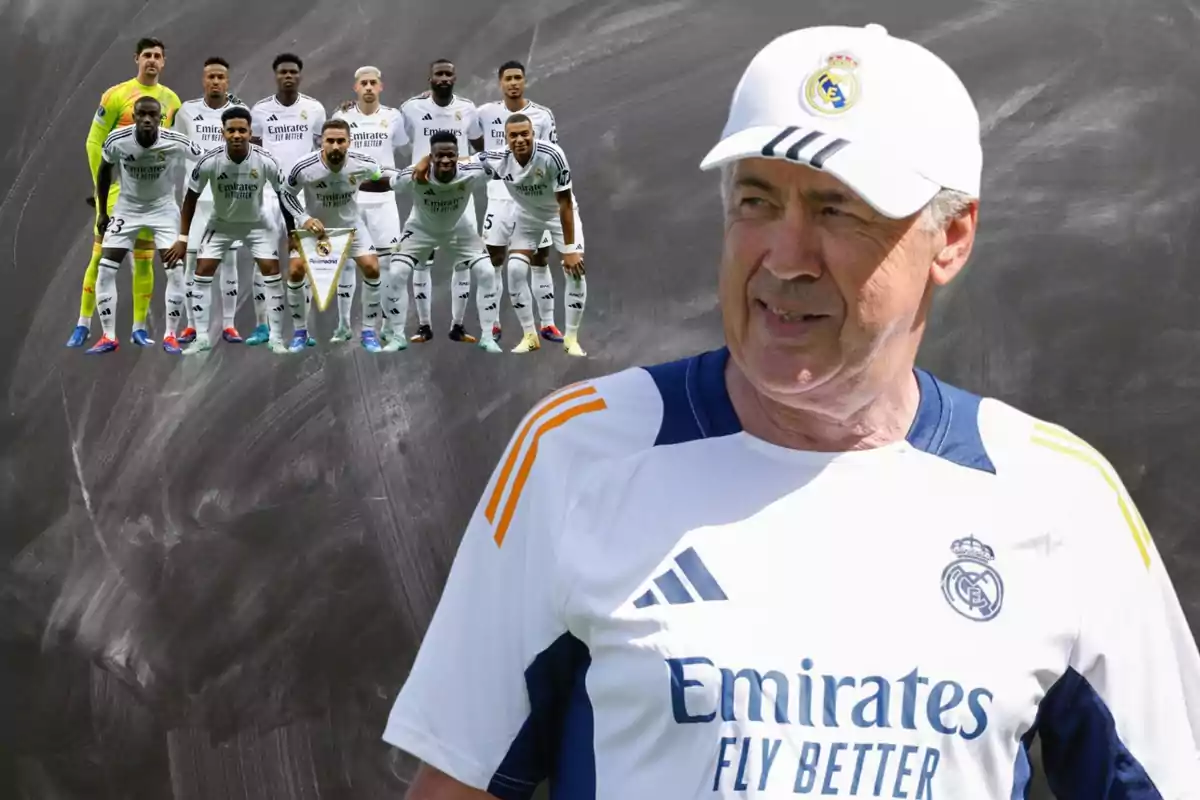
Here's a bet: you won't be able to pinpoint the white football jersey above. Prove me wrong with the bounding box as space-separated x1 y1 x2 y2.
187 144 284 225
332 103 408 206
390 159 489 233
476 99 558 201
102 126 202 208
282 151 385 229
477 141 576 220
250 93 326 176
174 95 249 202
398 94 483 164
383 347 1200 799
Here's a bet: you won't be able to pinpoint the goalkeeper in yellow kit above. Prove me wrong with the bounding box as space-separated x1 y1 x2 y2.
66 36 182 349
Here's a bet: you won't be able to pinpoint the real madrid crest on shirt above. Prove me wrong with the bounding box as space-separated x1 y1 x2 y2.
940 535 1004 622
802 51 861 116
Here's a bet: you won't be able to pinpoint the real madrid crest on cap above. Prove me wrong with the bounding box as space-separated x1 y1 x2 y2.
801 50 862 117
940 535 1004 622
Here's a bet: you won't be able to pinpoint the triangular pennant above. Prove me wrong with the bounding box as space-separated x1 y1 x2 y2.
295 227 354 312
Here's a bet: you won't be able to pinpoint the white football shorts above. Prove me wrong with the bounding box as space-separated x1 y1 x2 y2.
482 196 553 250
188 198 241 253
396 212 487 267
102 200 180 250
197 219 281 261
359 198 401 253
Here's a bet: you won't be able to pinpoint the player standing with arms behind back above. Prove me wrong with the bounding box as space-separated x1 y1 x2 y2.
84 97 201 354
476 60 564 344
250 53 325 347
398 59 484 344
67 36 181 350
332 66 408 345
383 23 1200 799
172 57 247 351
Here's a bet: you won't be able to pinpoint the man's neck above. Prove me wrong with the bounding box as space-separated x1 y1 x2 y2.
136 73 158 88
434 168 456 183
357 100 381 115
227 146 249 163
513 150 532 167
502 96 526 113
431 91 452 107
276 91 298 106
724 352 922 453
204 94 226 110
135 130 158 148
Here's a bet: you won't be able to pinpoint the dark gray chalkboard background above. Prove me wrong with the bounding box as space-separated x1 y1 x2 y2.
2 0 1196 797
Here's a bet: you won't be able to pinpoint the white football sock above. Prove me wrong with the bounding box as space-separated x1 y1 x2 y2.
361 274 382 330
530 265 556 328
262 273 285 341
451 262 472 326
220 259 238 327
95 258 120 339
252 270 268 327
184 252 198 330
412 265 432 327
191 274 214 338
337 266 357 328
564 271 588 338
165 265 185 336
470 256 498 337
506 254 536 334
387 255 413 337
287 280 307 332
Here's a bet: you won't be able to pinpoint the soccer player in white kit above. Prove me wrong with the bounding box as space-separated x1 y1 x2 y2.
476 60 564 344
281 119 394 354
382 24 1200 799
84 96 202 355
477 115 588 357
164 106 290 355
398 58 484 344
250 53 325 348
390 131 501 354
172 56 248 351
331 65 408 344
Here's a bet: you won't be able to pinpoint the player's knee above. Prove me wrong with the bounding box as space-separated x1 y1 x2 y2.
100 248 126 263
257 260 281 277
194 259 221 277
360 260 381 280
288 260 306 281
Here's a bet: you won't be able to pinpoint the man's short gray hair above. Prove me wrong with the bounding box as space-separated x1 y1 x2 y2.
718 162 975 230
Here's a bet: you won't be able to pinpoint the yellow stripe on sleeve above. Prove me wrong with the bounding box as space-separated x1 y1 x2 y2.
1030 421 1152 569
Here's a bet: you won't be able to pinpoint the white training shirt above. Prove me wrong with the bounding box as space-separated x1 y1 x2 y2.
173 95 248 202
383 346 1200 799
476 99 558 201
282 151 385 229
476 141 576 221
390 158 489 234
187 144 284 225
398 93 483 164
102 126 202 209
250 93 326 177
332 102 408 206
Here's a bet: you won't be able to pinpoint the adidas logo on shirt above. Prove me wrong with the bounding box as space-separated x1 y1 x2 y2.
217 172 229 180
194 114 204 121
492 117 502 124
422 113 432 120
633 547 728 608
423 188 435 195
267 114 279 121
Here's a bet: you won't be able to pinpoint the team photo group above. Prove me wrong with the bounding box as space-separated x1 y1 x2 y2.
66 37 589 358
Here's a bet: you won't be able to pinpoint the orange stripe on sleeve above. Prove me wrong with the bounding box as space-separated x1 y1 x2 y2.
493 397 607 548
484 384 597 523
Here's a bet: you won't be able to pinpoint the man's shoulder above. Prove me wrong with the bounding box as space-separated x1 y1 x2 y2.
250 144 279 165
520 348 743 466
103 125 134 146
180 97 205 113
251 94 275 111
299 93 325 112
287 150 323 177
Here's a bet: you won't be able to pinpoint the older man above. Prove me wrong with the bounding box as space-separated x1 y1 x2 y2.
381 23 1200 799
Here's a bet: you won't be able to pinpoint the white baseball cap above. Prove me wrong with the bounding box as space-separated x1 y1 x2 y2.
699 23 982 219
